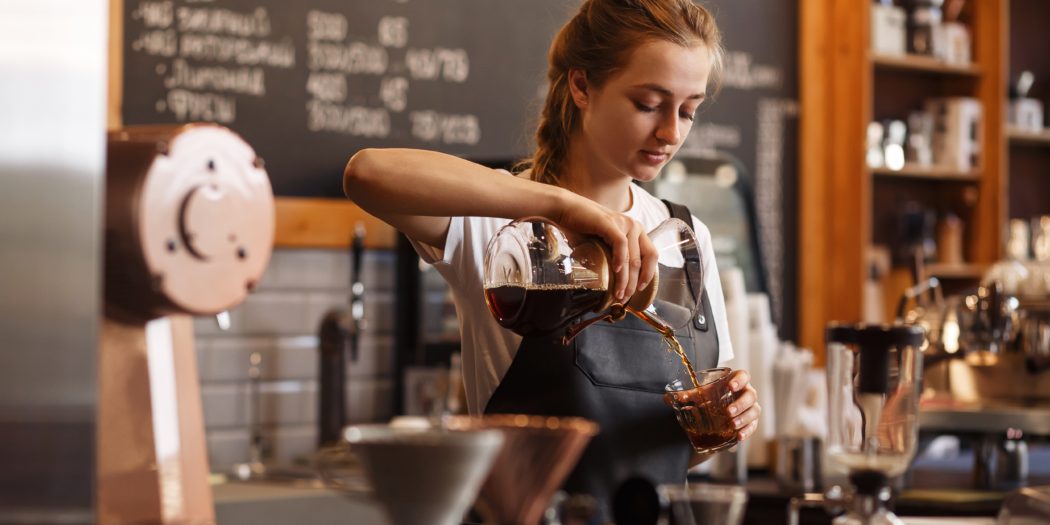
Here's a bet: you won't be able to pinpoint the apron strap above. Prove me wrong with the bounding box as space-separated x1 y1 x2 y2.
660 199 708 332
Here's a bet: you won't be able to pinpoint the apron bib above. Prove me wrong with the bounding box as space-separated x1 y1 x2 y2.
484 200 720 523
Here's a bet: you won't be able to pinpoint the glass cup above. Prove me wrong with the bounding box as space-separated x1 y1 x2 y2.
658 483 748 525
664 367 738 455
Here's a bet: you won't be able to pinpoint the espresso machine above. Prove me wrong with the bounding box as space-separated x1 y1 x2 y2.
790 323 926 525
904 275 1050 490
99 124 274 523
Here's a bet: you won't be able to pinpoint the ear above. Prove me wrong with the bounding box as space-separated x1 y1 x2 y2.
567 68 590 110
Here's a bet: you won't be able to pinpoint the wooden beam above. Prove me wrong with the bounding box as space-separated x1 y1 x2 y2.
798 0 832 354
826 0 870 328
108 0 123 130
273 197 397 250
971 0 1007 264
799 0 870 364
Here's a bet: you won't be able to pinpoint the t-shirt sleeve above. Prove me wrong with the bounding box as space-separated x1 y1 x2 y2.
406 169 515 286
691 215 735 365
408 217 461 267
407 215 469 288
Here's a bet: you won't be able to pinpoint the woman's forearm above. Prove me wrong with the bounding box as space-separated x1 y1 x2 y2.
343 148 573 222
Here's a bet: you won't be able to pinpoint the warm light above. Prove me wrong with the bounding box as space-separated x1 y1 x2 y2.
942 312 960 354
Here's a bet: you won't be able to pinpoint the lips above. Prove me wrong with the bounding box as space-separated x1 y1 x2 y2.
640 150 669 165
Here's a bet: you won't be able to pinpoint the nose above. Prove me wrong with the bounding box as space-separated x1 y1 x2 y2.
654 112 681 146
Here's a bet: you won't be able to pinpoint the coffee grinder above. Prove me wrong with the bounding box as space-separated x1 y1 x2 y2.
790 323 925 525
99 124 274 523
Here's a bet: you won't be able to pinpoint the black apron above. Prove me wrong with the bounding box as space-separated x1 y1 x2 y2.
484 201 720 524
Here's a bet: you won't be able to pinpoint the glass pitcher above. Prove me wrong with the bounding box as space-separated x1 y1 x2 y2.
824 323 925 525
482 217 703 343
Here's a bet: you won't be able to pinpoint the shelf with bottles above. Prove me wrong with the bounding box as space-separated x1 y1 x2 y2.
872 52 982 77
871 182 980 281
1007 126 1050 146
870 0 976 75
867 96 983 181
872 164 980 181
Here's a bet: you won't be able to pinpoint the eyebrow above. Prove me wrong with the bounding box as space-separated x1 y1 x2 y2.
632 83 706 101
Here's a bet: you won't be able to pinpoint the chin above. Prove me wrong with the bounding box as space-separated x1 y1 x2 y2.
628 164 664 183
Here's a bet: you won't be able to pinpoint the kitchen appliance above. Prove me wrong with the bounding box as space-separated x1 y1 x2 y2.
482 217 703 343
100 124 274 523
444 414 598 525
896 255 1050 491
340 423 504 525
790 323 926 525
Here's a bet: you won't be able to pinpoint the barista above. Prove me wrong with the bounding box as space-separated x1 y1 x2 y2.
343 0 761 521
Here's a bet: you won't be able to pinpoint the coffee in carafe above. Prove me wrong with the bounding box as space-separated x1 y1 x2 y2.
483 217 709 389
484 284 608 335
482 217 700 340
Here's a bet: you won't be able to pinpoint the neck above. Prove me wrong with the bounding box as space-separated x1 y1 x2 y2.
562 135 633 212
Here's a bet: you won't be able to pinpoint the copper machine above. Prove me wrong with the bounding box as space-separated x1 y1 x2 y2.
99 124 274 523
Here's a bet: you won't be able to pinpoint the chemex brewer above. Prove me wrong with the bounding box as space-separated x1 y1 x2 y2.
482 217 709 389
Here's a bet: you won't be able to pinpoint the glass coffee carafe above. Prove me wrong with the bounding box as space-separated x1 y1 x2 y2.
824 323 925 525
482 217 704 344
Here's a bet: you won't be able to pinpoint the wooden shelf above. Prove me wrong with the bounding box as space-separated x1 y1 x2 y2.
924 263 987 280
872 165 981 181
1007 126 1050 146
872 53 983 76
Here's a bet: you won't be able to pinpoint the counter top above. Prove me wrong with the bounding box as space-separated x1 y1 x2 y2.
214 480 388 525
214 474 1004 525
740 476 1002 525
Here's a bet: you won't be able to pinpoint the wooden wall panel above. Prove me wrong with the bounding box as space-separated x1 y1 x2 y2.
273 198 396 249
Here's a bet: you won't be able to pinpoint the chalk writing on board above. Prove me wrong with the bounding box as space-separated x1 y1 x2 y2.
721 51 783 91
755 97 799 326
303 8 480 144
129 1 295 124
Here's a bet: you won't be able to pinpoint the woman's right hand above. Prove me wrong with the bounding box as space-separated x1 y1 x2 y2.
554 194 658 303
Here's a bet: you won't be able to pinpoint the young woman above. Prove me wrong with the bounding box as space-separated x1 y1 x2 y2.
344 0 760 520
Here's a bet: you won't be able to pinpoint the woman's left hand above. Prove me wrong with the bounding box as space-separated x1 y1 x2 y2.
726 369 761 442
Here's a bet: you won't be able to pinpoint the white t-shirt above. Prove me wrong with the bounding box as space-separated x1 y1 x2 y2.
411 176 734 415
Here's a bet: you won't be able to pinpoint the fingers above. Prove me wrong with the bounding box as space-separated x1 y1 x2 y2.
638 230 658 294
728 384 760 441
727 385 756 417
621 219 644 301
602 216 630 300
728 369 751 392
736 419 759 442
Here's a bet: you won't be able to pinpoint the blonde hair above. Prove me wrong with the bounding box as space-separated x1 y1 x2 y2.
518 0 723 186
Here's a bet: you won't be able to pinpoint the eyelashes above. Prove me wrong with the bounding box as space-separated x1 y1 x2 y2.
633 101 696 121
633 101 658 113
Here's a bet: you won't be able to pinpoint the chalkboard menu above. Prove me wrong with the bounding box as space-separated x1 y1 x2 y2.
123 0 570 196
124 0 800 337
